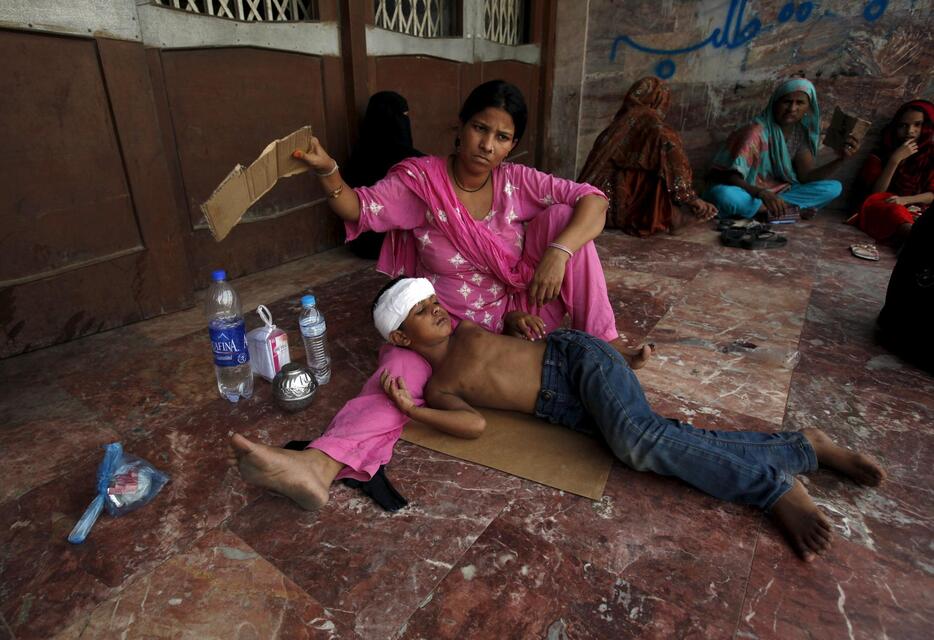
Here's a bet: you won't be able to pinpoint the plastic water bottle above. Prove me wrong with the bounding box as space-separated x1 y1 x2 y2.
299 294 331 385
206 269 254 402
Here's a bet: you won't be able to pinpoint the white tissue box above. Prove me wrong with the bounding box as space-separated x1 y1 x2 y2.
247 326 290 381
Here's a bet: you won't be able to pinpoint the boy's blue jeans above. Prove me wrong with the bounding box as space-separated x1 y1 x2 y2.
534 330 817 510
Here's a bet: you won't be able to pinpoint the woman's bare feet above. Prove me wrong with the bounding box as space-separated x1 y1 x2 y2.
802 428 886 486
228 434 341 511
610 339 655 370
771 480 833 562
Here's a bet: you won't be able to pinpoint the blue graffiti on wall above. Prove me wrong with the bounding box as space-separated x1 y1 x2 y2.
609 0 889 79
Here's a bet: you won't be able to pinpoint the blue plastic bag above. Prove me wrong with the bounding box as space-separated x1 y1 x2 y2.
67 442 169 544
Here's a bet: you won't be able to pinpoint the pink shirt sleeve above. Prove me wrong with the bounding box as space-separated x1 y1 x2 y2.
344 172 426 242
507 163 606 222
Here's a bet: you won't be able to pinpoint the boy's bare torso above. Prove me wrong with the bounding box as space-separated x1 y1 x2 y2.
426 320 546 414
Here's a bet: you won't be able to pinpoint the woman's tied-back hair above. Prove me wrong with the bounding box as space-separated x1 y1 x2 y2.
459 80 528 143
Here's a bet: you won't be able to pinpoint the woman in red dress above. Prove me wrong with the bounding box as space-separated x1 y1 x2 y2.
852 100 934 245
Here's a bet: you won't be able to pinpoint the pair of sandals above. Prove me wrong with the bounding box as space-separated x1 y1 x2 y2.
719 221 788 250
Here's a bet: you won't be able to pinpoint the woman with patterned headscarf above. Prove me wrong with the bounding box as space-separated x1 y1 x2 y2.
578 77 717 236
850 99 934 245
705 78 860 220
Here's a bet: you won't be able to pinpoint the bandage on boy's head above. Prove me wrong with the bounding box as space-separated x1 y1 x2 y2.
372 277 436 341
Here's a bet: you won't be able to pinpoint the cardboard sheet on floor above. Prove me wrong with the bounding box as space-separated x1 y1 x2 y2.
200 126 315 242
402 408 613 500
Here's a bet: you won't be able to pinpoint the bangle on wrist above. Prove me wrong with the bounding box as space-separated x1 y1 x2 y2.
316 161 339 178
547 242 574 258
328 184 343 199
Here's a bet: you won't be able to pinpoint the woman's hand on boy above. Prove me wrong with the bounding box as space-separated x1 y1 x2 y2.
504 311 546 341
380 369 416 416
529 249 569 308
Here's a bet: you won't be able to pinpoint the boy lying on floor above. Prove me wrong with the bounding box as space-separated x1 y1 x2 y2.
230 277 885 562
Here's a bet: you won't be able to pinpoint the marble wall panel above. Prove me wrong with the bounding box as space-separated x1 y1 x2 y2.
561 0 932 179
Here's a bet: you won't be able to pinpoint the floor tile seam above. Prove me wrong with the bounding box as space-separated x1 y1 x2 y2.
601 264 699 282
730 515 765 640
0 611 15 640
209 527 362 636
49 524 233 637
386 498 514 640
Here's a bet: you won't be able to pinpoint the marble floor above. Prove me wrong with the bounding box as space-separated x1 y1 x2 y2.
1 214 931 639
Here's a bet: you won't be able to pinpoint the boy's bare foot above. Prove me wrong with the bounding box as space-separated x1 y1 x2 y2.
229 434 341 511
770 480 833 562
802 428 886 486
611 339 655 370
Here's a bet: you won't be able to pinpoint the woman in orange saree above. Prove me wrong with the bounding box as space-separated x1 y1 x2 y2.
578 77 716 236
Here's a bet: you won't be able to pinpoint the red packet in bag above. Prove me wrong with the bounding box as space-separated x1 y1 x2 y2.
247 305 291 381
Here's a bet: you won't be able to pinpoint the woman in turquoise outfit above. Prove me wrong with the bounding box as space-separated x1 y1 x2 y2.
705 78 861 220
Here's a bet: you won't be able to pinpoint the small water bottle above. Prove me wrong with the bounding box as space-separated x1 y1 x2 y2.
206 269 254 402
299 294 331 385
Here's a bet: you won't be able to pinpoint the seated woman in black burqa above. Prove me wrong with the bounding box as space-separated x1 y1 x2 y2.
343 91 424 258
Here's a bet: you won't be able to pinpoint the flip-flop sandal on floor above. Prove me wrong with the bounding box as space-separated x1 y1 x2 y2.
720 227 750 247
850 243 880 260
721 225 786 250
743 230 787 249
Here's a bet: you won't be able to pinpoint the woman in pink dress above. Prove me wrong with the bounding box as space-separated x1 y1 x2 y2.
230 81 651 507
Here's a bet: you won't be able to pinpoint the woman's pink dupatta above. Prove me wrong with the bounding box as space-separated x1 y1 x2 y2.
375 157 534 293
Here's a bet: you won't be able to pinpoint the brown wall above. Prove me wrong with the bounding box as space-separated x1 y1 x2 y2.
155 47 346 288
0 31 193 357
0 3 549 357
369 56 540 163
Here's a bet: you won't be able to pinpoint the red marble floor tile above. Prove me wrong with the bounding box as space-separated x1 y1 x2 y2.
705 226 825 278
0 405 119 505
0 389 344 638
400 463 762 639
782 357 934 486
595 232 712 280
635 341 796 426
602 268 688 343
633 261 814 424
51 528 352 640
227 440 523 640
737 482 934 640
804 473 934 579
398 515 667 639
813 215 899 268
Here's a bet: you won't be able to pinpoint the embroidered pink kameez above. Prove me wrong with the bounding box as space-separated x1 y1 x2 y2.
311 156 617 480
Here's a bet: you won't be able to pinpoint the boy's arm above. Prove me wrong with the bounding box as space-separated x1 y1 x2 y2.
381 370 486 439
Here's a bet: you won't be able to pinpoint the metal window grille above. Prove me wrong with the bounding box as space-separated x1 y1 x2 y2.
483 0 527 45
373 0 456 38
152 0 319 22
